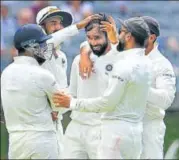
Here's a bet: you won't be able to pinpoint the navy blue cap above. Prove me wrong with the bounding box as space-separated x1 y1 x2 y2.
142 16 160 37
14 24 52 49
118 17 150 40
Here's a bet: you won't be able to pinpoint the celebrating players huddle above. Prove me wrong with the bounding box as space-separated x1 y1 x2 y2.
1 6 176 159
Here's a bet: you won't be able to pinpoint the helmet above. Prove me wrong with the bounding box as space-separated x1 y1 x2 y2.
14 24 53 64
14 24 51 49
36 6 73 27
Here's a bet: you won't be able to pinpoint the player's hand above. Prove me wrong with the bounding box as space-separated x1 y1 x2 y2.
51 111 58 121
76 14 102 29
100 16 118 44
53 92 71 108
79 46 93 79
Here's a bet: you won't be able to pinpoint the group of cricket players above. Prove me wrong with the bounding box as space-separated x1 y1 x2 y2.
1 5 176 159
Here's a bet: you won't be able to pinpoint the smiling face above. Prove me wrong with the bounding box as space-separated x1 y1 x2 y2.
86 25 108 57
43 17 64 34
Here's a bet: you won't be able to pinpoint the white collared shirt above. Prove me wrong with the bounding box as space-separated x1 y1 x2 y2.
1 56 62 133
71 48 151 122
70 48 152 123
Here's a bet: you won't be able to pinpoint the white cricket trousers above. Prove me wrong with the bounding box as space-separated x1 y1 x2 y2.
98 120 143 159
56 119 65 159
141 117 166 159
8 131 59 159
62 120 101 159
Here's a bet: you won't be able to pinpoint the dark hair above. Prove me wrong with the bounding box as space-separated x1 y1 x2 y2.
17 47 25 55
131 32 146 47
85 13 108 34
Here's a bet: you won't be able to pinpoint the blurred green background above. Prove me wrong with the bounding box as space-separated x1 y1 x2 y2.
1 111 179 159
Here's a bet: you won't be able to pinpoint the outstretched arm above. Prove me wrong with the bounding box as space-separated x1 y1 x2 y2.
53 63 130 113
47 14 102 48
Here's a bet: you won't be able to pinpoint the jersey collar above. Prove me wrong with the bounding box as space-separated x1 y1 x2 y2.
14 56 39 66
147 43 160 60
119 48 145 58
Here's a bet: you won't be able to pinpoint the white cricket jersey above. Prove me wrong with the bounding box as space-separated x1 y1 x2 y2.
69 54 106 125
70 48 152 123
69 41 122 125
145 44 176 119
42 24 79 119
1 56 62 133
42 50 67 89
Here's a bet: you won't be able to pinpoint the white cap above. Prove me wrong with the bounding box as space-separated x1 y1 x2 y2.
36 6 73 27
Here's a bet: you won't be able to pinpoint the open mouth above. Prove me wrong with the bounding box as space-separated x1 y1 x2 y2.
93 46 101 50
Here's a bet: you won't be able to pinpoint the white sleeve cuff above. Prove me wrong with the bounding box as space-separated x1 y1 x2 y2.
111 43 118 51
70 98 78 110
80 41 88 49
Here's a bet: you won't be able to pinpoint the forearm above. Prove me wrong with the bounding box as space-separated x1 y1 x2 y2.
80 41 92 56
70 96 115 113
47 25 79 48
70 72 127 113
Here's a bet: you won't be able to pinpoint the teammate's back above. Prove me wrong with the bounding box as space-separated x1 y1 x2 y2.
103 51 152 122
1 56 56 133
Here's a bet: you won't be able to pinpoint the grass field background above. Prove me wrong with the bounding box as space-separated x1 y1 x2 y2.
1 111 179 159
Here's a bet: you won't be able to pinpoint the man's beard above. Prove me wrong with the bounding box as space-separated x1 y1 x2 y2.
90 41 108 57
116 38 125 52
34 54 46 65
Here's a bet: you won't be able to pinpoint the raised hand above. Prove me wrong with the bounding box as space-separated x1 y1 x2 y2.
76 14 102 29
100 16 118 44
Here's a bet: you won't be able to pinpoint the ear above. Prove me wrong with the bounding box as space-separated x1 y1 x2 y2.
150 34 157 42
125 32 132 41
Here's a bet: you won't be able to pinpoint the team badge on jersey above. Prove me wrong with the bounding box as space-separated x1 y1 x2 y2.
105 64 113 72
62 58 65 64
61 58 66 67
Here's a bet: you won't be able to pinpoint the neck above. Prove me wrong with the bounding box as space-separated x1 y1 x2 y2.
145 43 154 55
125 43 141 50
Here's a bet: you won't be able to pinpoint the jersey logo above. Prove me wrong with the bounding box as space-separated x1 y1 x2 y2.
105 64 113 72
162 73 175 78
62 58 66 64
51 81 57 86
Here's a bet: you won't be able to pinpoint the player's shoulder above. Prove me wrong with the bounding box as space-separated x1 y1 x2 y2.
151 47 173 68
73 54 81 66
1 62 14 80
33 65 55 81
57 50 67 58
113 58 132 75
154 51 174 72
80 41 88 49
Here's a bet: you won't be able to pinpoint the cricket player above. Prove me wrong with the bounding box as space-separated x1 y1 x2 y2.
62 13 119 159
140 16 176 159
35 6 101 156
79 16 177 159
1 24 64 159
53 17 152 159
